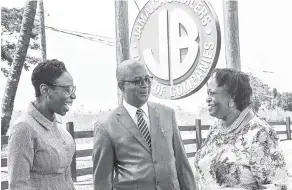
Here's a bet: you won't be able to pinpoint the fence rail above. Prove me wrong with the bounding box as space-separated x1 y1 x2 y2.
1 117 291 188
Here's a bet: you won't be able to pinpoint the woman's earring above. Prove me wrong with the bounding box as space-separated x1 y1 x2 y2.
228 101 235 108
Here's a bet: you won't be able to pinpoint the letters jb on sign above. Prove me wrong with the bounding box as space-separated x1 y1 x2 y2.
130 0 221 100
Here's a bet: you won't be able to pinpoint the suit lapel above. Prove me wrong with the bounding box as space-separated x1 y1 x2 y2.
116 106 151 153
148 102 165 152
148 102 160 135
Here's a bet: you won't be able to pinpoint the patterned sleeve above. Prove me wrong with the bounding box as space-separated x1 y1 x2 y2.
8 122 36 190
249 123 289 189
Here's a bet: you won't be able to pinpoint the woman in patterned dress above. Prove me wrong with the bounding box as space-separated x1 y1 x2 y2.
8 59 76 190
194 68 288 190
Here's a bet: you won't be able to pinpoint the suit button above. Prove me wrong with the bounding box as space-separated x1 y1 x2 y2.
153 160 157 164
157 181 160 185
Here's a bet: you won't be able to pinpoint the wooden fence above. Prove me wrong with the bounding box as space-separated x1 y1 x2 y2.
1 117 291 188
65 117 291 182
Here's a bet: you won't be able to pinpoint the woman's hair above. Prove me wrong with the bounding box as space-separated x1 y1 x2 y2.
31 59 67 97
212 68 252 111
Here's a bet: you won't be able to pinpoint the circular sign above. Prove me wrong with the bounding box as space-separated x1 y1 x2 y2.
130 0 221 99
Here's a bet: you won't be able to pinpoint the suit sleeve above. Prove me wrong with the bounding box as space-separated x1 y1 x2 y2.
172 110 196 190
92 122 115 190
8 123 37 190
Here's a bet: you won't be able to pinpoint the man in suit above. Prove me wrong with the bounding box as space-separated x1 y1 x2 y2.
93 59 196 190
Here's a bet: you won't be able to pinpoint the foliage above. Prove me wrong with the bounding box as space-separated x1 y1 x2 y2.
1 7 41 77
247 73 292 112
280 92 292 112
247 72 273 112
273 88 277 98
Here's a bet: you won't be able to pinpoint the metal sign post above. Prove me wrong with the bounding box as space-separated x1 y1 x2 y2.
223 0 241 70
115 0 130 105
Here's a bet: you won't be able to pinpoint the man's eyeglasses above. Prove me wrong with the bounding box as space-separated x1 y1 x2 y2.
120 76 153 86
45 83 76 95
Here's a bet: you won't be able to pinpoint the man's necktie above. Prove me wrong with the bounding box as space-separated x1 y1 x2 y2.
136 108 151 148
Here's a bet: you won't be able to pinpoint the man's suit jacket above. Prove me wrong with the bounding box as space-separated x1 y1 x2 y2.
92 102 196 190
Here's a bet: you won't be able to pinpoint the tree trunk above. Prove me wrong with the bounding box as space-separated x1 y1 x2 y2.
1 0 38 135
38 0 46 61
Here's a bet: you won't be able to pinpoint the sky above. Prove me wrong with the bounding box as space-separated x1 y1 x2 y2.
1 0 292 114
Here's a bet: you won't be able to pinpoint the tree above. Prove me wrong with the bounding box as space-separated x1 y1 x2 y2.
280 92 292 111
1 6 41 77
247 73 273 112
1 0 38 135
273 88 277 98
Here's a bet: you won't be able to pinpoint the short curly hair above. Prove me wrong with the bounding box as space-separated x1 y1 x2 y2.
31 59 67 97
212 68 252 111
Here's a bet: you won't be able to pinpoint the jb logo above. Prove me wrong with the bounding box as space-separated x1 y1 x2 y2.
144 8 199 82
130 0 221 100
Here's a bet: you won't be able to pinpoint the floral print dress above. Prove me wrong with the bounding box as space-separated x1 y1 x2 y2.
194 116 288 190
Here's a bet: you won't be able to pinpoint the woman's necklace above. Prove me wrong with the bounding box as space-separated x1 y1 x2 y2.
220 107 250 135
